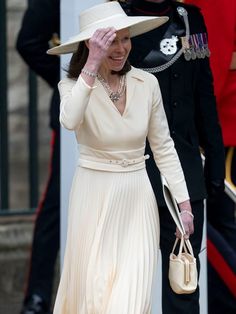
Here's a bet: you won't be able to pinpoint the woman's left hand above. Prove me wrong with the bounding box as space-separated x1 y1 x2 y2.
176 200 194 239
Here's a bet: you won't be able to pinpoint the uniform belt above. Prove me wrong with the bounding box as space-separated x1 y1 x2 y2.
78 154 150 172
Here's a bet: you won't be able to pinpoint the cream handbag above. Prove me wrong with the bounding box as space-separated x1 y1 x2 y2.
169 236 197 294
161 175 198 294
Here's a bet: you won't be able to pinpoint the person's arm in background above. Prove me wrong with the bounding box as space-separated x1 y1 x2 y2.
16 0 60 88
193 10 225 200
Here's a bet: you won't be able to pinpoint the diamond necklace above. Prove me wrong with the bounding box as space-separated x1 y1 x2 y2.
97 73 126 103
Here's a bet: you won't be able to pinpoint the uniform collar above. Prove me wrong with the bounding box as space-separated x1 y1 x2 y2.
131 0 172 16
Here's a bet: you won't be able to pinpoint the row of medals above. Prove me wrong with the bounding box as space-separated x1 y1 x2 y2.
181 33 211 61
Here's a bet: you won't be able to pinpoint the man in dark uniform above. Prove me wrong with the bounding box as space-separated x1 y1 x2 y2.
119 0 225 313
185 1 236 312
16 0 60 313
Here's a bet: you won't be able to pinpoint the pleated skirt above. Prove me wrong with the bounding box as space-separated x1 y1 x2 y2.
53 166 160 314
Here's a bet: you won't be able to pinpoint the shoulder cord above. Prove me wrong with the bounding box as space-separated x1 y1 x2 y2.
140 6 190 73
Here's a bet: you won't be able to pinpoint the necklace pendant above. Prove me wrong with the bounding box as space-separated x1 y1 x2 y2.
110 92 120 102
97 73 126 103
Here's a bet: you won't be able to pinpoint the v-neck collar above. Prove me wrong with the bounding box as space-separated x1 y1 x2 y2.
95 67 145 118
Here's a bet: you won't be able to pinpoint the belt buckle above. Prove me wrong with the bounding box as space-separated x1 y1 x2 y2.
121 159 129 167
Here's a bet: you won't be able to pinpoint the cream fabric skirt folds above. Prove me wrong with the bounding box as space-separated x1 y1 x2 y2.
54 166 160 314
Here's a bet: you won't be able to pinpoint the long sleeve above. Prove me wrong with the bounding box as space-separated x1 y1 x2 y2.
147 79 189 203
58 76 96 130
190 10 225 180
194 56 225 182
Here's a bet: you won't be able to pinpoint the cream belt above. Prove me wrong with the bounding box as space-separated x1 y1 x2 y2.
78 154 150 172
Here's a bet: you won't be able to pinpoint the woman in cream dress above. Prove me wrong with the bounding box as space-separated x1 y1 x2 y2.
48 2 194 313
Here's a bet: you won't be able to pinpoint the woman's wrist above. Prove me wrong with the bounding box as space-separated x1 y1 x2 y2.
178 199 192 212
84 57 100 73
180 210 194 219
81 68 97 78
80 62 99 87
82 62 99 76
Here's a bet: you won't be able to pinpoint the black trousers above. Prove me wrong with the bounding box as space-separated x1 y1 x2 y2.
207 147 236 313
25 129 60 307
207 223 236 314
159 200 204 314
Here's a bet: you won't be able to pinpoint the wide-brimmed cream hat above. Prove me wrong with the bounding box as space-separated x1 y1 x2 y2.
47 1 168 55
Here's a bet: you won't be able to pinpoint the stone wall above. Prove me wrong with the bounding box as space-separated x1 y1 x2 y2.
0 1 59 313
0 215 59 313
0 215 34 313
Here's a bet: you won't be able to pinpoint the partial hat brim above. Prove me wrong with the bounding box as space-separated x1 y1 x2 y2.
47 15 168 55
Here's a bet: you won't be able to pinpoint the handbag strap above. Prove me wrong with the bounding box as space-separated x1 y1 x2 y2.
172 237 184 254
185 239 194 256
172 237 194 256
171 237 193 283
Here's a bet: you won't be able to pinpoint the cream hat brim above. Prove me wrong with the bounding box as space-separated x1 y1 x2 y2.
47 4 168 55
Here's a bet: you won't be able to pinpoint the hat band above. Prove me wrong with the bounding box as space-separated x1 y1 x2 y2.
80 13 125 32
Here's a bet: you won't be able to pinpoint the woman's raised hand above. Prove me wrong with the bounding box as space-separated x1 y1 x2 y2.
87 27 117 70
80 28 116 86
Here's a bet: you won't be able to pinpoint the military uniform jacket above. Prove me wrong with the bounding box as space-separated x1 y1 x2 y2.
125 0 225 205
17 0 60 131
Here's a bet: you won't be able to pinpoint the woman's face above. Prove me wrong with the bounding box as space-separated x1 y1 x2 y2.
101 28 131 72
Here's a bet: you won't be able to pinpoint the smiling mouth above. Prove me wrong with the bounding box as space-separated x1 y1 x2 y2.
110 56 125 62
